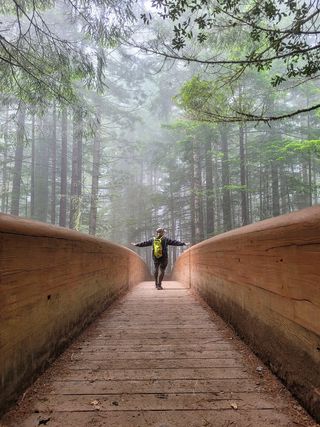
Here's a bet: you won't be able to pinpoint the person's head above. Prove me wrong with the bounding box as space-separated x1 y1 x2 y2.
156 227 165 237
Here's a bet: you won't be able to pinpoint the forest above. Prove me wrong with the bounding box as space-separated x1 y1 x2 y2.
1 0 320 269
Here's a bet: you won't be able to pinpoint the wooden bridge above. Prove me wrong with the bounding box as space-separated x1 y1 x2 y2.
1 208 320 426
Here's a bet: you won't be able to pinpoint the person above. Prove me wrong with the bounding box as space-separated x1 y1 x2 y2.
131 228 188 290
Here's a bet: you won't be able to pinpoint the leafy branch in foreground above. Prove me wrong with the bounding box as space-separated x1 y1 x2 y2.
174 75 320 123
0 0 135 102
141 0 320 83
138 0 320 120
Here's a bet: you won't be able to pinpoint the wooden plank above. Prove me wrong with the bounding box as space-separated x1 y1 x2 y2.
11 409 292 427
2 281 311 427
62 367 250 381
48 378 258 394
70 350 239 359
32 392 280 412
65 358 242 369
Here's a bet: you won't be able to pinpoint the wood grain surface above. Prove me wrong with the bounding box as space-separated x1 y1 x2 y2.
2 282 314 427
0 214 149 415
173 205 320 421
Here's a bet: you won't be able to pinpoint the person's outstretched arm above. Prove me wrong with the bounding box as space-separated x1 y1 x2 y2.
166 238 189 246
131 238 154 247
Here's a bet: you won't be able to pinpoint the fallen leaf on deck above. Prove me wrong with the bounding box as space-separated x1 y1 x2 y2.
38 418 51 426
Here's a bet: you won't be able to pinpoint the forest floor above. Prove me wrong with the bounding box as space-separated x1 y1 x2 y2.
1 281 319 427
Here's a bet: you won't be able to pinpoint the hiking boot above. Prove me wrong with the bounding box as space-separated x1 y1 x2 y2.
158 284 163 290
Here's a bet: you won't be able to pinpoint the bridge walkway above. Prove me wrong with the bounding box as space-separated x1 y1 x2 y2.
2 281 315 427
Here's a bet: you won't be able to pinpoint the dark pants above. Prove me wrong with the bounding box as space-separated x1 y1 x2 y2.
153 256 168 286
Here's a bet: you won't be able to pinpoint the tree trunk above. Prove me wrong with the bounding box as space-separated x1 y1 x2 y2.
69 107 83 229
308 152 312 206
214 156 222 232
265 167 270 217
259 159 263 220
205 139 214 237
307 99 313 206
280 168 288 214
220 125 232 231
190 141 196 245
89 115 101 235
271 161 280 216
11 104 26 216
59 108 68 227
34 115 49 221
245 126 252 223
239 123 249 225
50 103 57 224
268 104 280 217
169 170 177 264
193 140 205 242
30 113 35 217
1 105 9 212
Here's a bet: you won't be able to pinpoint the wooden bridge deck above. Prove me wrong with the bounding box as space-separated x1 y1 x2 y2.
2 281 315 427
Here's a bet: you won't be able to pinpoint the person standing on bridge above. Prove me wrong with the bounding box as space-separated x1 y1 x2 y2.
131 228 188 290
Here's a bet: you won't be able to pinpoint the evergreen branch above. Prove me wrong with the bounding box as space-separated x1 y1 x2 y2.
129 40 320 67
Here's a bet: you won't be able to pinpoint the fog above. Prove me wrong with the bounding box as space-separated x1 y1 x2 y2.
1 0 320 269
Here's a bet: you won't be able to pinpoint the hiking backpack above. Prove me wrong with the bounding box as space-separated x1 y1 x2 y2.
153 236 163 258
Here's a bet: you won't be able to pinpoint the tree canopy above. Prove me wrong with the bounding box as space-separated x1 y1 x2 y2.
0 0 135 102
140 0 320 121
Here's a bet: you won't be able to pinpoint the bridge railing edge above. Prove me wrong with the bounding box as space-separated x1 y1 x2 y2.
172 205 320 422
0 214 150 416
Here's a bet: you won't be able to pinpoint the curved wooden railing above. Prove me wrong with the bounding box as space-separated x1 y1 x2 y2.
0 214 150 415
172 206 320 421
